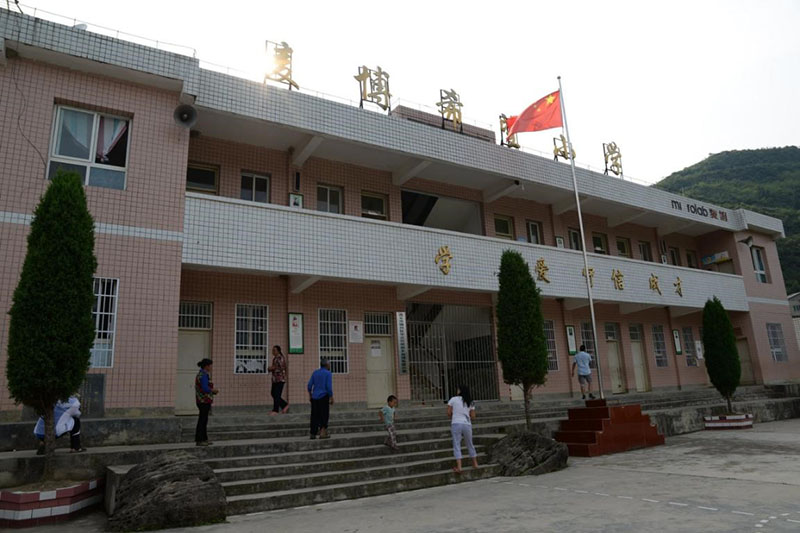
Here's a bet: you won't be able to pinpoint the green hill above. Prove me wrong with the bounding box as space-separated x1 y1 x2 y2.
655 146 800 295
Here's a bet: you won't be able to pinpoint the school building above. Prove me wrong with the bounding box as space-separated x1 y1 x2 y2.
0 9 798 419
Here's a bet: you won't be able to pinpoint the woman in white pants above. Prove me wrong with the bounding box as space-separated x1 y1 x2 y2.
447 384 478 474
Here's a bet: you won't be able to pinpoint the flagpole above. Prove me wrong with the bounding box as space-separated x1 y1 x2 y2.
557 76 605 400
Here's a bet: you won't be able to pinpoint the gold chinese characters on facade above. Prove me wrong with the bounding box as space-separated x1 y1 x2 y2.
674 277 683 297
265 41 299 90
437 89 463 132
611 269 624 290
499 114 520 149
435 246 453 275
582 267 595 287
535 258 550 283
553 134 575 161
603 142 623 177
649 273 662 295
355 65 391 111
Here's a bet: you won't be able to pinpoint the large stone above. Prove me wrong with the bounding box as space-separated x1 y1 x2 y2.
488 432 568 476
108 450 226 531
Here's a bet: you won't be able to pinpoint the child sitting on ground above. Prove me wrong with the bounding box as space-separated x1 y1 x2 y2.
378 395 399 451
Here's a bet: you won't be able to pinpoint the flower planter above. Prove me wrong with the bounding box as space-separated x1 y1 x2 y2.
703 413 754 430
0 478 104 528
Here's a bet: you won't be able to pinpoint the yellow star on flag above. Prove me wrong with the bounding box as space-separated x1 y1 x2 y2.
545 94 556 104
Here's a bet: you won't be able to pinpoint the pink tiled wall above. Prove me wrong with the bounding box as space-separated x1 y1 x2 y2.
0 59 188 416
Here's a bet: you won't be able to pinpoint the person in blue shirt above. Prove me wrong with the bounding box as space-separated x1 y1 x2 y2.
571 345 596 400
308 359 334 439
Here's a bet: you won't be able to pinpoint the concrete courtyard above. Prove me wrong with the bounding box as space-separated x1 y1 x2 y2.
55 418 800 532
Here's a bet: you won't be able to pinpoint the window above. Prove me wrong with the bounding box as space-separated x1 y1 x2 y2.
616 237 631 258
682 327 697 367
568 228 582 251
234 304 269 374
629 323 643 342
527 221 543 244
49 106 130 190
751 247 768 283
580 322 597 368
186 164 218 193
179 301 213 330
90 278 119 368
766 323 788 362
592 233 608 254
638 241 653 262
361 192 387 220
792 304 800 315
544 320 558 371
494 216 514 239
364 312 392 336
668 247 681 266
686 251 699 269
240 173 270 203
319 309 348 373
652 325 669 367
318 184 343 214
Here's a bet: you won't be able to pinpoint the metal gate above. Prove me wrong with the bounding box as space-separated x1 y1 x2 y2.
407 303 498 403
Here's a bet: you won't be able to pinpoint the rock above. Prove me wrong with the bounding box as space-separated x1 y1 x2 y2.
488 432 568 476
108 450 226 531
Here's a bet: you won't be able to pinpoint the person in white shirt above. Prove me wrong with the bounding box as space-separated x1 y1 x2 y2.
447 384 478 474
571 345 596 400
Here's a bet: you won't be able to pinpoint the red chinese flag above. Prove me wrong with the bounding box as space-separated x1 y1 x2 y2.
507 90 562 136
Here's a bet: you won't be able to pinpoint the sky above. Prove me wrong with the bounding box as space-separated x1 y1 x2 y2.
12 0 800 185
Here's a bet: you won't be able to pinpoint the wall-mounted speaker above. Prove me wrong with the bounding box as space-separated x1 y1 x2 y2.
173 104 198 129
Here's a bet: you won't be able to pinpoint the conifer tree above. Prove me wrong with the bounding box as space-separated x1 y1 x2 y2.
496 250 549 430
6 170 97 473
702 297 740 413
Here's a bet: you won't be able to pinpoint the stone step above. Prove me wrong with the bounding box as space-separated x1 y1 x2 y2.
213 446 474 482
226 464 500 514
222 454 490 495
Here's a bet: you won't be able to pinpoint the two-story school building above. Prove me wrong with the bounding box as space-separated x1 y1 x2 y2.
1 9 798 419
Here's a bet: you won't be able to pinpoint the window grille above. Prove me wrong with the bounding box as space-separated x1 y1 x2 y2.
629 324 643 342
580 322 597 368
90 278 119 368
544 320 558 371
766 323 788 362
319 309 348 373
234 304 269 374
179 301 212 330
652 325 669 367
682 327 697 367
364 312 392 336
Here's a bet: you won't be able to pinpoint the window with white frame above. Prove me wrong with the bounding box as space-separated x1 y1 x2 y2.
90 278 119 368
234 304 269 374
652 325 669 367
766 323 788 362
318 184 343 214
179 301 213 330
49 106 130 190
319 309 348 373
751 247 768 283
186 164 218 194
240 172 270 203
682 327 697 367
568 228 582 251
544 320 558 371
580 322 597 368
638 241 653 262
494 216 514 239
361 192 387 220
527 220 542 244
364 312 392 336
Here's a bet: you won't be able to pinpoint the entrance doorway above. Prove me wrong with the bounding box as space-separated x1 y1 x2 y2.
407 304 498 403
604 323 627 394
629 324 651 392
176 302 213 414
736 338 756 385
366 336 395 408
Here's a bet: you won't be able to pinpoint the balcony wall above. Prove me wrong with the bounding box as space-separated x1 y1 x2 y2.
183 193 749 312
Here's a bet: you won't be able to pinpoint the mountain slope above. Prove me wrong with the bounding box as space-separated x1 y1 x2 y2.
655 146 800 294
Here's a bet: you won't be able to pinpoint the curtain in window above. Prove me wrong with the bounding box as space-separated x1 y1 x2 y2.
96 117 128 164
59 109 93 159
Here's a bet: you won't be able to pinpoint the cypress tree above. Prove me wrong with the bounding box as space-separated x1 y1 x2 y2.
702 296 740 413
6 170 97 473
496 250 549 430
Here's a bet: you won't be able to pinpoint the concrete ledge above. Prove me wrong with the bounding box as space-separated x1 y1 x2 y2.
0 478 104 528
649 398 800 437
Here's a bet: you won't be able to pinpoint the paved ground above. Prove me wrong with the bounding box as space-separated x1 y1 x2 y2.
55 419 800 532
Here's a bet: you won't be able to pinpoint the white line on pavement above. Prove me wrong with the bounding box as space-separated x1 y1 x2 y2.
668 502 689 507
697 506 718 511
554 487 568 491
594 493 610 497
642 498 660 503
732 511 755 516
618 496 634 500
575 490 588 494
787 519 800 524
